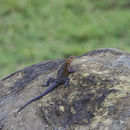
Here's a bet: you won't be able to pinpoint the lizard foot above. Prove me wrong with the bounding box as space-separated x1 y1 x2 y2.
69 70 76 73
64 77 70 87
42 77 55 87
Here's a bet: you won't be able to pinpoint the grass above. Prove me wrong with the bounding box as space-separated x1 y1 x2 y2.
0 0 130 78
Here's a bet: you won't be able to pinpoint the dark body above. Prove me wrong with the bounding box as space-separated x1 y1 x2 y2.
18 56 75 112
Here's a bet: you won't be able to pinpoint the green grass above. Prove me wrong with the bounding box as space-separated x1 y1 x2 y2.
0 0 130 78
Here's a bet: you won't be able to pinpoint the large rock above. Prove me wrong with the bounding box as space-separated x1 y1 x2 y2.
0 48 130 130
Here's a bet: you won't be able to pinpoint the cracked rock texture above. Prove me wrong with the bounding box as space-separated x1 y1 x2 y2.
0 48 130 130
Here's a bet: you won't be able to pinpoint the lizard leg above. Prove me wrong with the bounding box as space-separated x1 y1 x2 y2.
42 77 55 87
64 77 70 87
67 65 75 73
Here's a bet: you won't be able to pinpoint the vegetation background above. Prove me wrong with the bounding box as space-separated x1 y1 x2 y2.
0 0 130 78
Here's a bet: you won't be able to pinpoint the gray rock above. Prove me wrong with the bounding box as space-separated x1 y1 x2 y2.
0 48 130 130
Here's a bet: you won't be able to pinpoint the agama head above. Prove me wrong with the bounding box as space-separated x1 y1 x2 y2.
66 56 75 64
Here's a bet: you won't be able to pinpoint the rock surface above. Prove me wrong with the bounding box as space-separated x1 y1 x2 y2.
0 48 130 130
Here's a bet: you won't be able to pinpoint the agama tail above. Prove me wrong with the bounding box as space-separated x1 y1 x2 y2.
18 83 57 112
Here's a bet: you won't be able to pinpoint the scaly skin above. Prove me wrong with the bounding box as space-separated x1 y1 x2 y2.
18 56 75 112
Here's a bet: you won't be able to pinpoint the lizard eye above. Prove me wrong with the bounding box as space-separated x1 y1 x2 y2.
70 56 74 59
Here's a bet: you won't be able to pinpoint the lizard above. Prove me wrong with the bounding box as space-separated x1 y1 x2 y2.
17 56 75 112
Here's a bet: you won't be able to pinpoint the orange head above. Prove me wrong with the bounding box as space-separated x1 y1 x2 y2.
66 56 75 64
